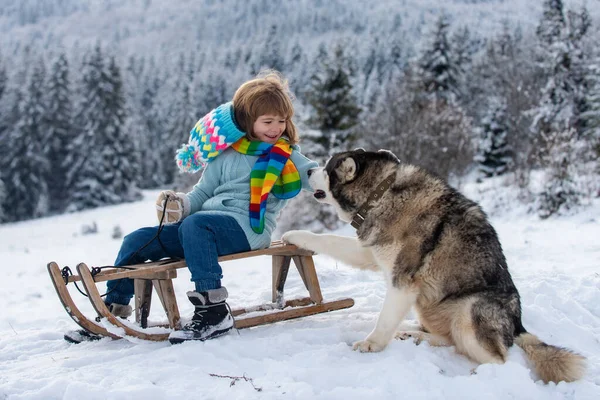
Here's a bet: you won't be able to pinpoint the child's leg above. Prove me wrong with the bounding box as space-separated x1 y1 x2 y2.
178 213 250 292
105 224 185 305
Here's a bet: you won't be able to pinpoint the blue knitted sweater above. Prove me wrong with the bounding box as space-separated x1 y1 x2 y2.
185 147 318 250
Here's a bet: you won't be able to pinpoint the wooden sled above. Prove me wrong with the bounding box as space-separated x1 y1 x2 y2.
48 241 354 341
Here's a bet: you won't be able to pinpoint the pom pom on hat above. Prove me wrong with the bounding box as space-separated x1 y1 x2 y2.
176 102 246 173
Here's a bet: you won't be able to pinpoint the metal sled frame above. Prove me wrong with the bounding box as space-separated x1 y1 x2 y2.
48 241 354 341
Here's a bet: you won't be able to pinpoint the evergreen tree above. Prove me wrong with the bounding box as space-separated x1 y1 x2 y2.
254 24 285 74
469 24 539 173
133 56 164 188
475 98 513 177
531 1 590 217
0 178 5 223
532 1 589 146
536 0 566 47
224 48 242 72
161 54 195 185
417 15 463 102
45 53 73 213
582 58 600 160
67 45 140 211
3 59 50 221
0 55 6 102
287 42 310 98
537 128 581 218
103 56 142 202
67 45 112 210
306 43 360 160
0 52 29 154
0 54 6 217
0 55 8 193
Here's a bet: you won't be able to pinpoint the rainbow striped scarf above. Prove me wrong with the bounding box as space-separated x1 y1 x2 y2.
231 137 301 234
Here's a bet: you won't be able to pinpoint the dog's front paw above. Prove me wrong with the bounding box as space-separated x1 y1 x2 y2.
281 230 317 250
352 338 387 353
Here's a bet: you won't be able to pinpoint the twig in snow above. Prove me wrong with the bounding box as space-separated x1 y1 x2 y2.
209 373 263 392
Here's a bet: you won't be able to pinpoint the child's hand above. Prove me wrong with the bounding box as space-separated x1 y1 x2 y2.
155 190 190 224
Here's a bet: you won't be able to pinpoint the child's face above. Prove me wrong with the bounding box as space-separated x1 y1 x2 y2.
252 114 286 144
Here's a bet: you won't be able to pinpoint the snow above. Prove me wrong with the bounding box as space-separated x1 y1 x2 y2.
1 188 599 399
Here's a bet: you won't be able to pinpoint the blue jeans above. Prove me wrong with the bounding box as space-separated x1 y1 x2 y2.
105 213 251 305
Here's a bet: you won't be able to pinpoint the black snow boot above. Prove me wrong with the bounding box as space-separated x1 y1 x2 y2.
63 302 132 344
168 287 233 344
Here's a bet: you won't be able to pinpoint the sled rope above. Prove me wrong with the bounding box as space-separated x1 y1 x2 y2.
62 194 180 298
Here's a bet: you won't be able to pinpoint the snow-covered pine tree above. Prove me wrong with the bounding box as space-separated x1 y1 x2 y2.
531 1 591 217
0 178 5 223
161 54 195 185
0 54 6 102
287 42 310 100
416 14 463 103
195 69 229 115
475 97 513 177
536 0 566 48
567 6 592 138
582 58 600 162
468 23 539 175
532 1 590 149
3 58 50 221
103 55 142 203
538 128 580 218
0 53 8 199
67 45 139 211
123 55 148 189
132 56 165 189
451 26 481 72
0 55 6 222
0 51 28 154
306 42 360 161
45 53 73 213
67 45 115 210
253 24 285 74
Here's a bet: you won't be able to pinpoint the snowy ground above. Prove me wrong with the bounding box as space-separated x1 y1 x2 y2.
0 188 599 400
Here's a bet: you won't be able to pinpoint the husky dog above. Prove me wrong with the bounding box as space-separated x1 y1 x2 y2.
282 149 585 383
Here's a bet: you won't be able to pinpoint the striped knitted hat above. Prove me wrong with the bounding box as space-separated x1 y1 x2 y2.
176 102 245 173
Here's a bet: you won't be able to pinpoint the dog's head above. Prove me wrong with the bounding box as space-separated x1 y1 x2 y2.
307 149 400 222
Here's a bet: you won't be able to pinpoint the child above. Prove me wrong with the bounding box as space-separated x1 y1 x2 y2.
67 71 318 344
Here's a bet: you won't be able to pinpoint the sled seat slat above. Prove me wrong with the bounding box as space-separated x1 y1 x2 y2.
66 241 313 283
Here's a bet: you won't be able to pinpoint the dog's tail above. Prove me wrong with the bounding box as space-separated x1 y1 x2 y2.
515 332 586 383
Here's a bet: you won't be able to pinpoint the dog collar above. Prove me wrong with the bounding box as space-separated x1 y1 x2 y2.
351 172 396 230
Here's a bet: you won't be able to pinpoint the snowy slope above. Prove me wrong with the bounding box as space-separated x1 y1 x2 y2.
0 188 599 399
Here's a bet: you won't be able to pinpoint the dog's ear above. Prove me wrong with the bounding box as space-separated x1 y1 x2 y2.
353 147 366 153
378 149 400 163
335 156 358 183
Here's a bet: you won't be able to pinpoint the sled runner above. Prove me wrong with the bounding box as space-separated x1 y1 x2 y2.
48 241 354 341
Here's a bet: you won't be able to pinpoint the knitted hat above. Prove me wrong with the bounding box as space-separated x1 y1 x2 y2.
176 102 246 173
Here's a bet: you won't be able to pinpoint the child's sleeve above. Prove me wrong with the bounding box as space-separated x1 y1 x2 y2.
290 147 319 192
185 157 222 213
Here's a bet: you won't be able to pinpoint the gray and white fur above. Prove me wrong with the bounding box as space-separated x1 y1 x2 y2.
282 149 586 384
